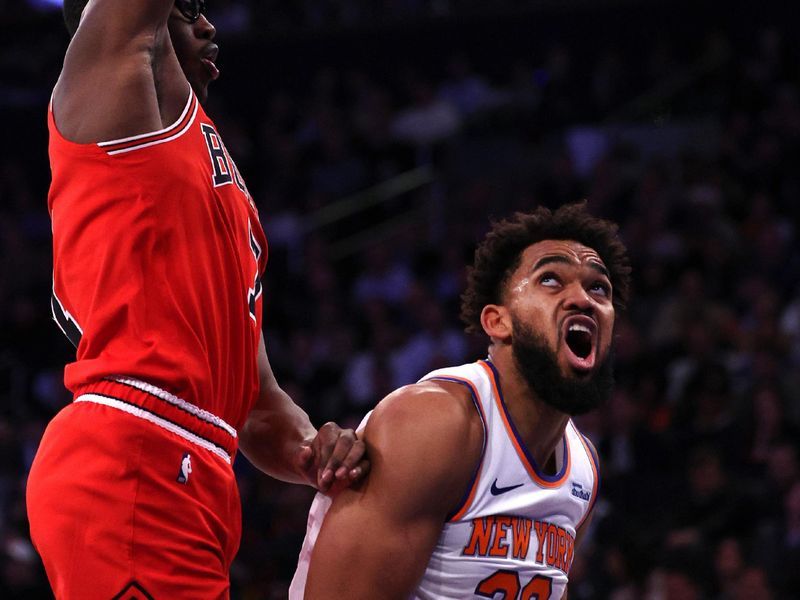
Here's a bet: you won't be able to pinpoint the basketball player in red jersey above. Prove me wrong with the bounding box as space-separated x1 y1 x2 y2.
25 1 368 598
291 204 631 600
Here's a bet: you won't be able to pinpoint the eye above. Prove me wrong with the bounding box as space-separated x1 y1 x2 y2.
540 272 561 287
590 281 611 297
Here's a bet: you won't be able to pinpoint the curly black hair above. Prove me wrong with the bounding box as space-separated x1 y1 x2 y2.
460 202 631 335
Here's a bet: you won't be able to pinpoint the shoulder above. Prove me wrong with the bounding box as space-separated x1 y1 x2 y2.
359 380 484 515
367 380 482 457
372 378 479 423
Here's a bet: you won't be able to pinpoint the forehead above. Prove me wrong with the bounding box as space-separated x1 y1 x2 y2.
517 239 606 273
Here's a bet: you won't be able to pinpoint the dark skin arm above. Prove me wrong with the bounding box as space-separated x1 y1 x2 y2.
59 4 368 493
54 0 187 142
238 333 368 492
304 380 484 598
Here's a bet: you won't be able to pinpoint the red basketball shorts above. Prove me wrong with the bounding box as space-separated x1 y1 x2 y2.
26 398 242 599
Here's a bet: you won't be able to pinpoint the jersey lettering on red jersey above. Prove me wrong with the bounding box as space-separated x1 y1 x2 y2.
200 123 250 199
48 85 268 430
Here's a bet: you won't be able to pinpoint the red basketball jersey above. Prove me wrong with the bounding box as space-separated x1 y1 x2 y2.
48 87 268 430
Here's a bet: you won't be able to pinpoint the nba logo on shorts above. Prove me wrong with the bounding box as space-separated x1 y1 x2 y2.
177 453 192 484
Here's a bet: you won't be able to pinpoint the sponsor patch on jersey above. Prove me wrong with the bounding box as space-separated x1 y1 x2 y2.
571 481 591 501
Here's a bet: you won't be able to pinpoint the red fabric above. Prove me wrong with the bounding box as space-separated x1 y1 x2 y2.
47 89 268 429
27 402 242 599
73 379 238 459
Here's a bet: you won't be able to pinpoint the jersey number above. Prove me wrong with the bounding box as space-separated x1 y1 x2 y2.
475 570 553 600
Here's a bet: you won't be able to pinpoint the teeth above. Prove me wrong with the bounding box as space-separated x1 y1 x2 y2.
568 324 591 334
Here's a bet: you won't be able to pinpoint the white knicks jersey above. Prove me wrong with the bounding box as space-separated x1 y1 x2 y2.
289 360 600 600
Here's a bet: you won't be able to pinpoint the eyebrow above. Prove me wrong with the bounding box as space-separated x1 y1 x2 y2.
588 261 610 278
532 255 610 279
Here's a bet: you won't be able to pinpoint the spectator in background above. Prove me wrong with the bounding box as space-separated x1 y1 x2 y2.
768 479 800 596
353 244 414 306
758 439 800 520
732 567 774 600
438 53 505 117
665 445 753 550
745 382 795 468
391 69 461 146
390 286 467 386
652 546 710 600
712 537 746 600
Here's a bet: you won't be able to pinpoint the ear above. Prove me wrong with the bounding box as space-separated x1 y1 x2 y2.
480 304 512 342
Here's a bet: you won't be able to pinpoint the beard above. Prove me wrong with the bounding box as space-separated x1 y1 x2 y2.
511 317 614 416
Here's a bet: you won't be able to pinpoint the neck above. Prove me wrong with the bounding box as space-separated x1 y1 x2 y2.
488 345 570 470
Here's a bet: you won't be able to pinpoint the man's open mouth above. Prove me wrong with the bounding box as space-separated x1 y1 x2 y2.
562 315 597 372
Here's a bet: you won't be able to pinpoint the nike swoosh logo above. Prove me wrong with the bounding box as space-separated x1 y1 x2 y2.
490 479 524 495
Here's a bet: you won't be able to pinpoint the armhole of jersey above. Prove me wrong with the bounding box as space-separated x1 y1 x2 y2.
574 424 601 529
96 85 197 155
423 375 488 523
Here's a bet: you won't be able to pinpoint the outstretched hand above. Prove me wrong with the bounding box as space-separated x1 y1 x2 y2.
296 422 369 493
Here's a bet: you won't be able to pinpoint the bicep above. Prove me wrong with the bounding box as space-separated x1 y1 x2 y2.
305 487 443 599
75 0 174 44
304 386 481 599
56 0 175 141
65 0 174 74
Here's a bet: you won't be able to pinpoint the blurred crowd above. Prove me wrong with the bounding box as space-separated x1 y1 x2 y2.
2 1 800 599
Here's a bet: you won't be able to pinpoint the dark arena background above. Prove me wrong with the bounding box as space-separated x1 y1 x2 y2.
2 1 800 598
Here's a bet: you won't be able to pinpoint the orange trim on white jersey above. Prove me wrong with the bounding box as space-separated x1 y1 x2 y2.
479 360 572 489
572 421 600 528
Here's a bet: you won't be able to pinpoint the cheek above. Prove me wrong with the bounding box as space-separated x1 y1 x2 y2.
511 287 555 316
513 300 550 330
172 40 190 64
599 311 615 348
167 23 193 59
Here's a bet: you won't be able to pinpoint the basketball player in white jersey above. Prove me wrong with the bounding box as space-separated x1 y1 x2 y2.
289 202 631 599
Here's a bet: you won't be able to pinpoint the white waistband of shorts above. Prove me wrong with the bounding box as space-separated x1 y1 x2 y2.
75 393 232 464
111 376 237 439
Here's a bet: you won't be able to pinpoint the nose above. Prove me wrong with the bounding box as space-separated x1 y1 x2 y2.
563 282 593 312
196 14 216 40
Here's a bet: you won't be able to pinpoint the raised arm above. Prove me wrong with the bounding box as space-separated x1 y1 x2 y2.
238 333 367 492
54 0 186 143
304 380 484 599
